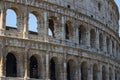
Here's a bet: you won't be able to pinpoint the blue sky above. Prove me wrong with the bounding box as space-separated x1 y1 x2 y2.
115 0 120 13
115 0 120 35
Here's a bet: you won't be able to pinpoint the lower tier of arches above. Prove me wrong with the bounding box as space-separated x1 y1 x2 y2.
0 52 120 80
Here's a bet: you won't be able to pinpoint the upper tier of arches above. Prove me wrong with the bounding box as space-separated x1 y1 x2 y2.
0 1 120 60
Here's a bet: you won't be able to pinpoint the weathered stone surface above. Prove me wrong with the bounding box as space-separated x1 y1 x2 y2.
0 0 119 80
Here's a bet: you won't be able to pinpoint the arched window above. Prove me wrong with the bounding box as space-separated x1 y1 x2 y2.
93 64 98 80
106 37 110 54
102 66 106 80
81 62 88 80
99 33 103 51
79 25 86 45
67 60 76 80
90 29 96 48
6 9 17 28
65 23 69 39
98 2 101 11
6 53 17 77
48 19 55 37
30 56 38 78
28 13 38 33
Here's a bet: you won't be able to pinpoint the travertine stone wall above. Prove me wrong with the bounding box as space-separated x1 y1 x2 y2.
0 0 119 80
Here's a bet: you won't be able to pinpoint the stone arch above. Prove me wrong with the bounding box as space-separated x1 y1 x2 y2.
99 33 103 51
81 61 88 80
65 21 73 39
6 53 17 77
29 54 43 79
67 59 76 80
49 57 59 80
28 12 39 33
93 64 98 80
90 29 96 48
79 25 86 45
102 65 106 80
29 55 39 79
6 8 18 28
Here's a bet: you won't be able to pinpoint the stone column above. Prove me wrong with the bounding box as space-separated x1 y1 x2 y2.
106 65 109 80
61 16 65 40
103 33 107 53
0 38 6 78
88 62 93 80
0 8 5 35
78 63 81 80
45 53 50 80
24 45 30 80
37 17 43 40
112 66 115 80
17 55 24 77
86 28 90 48
43 12 48 42
98 63 102 80
0 44 4 77
23 11 28 39
96 29 99 50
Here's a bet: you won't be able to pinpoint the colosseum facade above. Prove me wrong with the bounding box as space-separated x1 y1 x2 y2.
0 0 120 80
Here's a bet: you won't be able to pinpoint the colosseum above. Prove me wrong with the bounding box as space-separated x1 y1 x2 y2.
0 0 120 80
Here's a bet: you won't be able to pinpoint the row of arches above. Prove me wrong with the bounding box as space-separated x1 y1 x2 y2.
6 9 38 32
5 53 120 80
5 8 119 58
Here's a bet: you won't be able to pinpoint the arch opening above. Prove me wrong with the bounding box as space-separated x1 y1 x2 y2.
30 56 38 78
28 13 38 33
48 19 55 37
90 29 96 48
6 53 17 77
49 58 56 80
102 66 106 80
67 60 76 80
81 62 88 80
93 64 98 80
6 9 17 28
99 33 103 51
79 25 86 45
109 68 112 80
65 23 69 39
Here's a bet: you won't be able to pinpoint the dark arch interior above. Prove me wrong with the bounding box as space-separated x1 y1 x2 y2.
81 62 87 80
6 53 17 77
30 56 38 78
67 61 70 80
65 23 69 39
50 58 56 80
102 66 106 80
93 64 98 80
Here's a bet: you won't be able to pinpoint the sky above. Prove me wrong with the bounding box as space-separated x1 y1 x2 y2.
115 0 120 35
